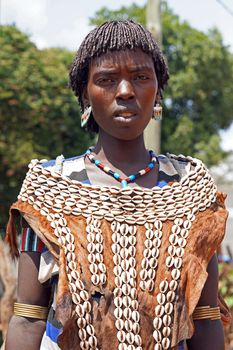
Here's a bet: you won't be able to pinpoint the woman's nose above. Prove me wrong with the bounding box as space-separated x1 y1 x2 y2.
116 80 135 100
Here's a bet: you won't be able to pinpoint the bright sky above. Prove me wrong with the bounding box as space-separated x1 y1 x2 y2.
1 0 233 150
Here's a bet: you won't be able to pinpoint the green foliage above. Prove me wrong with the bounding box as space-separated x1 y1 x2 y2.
0 25 93 229
90 2 233 164
89 3 146 26
219 263 233 309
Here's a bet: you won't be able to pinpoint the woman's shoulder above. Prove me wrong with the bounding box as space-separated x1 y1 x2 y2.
39 153 89 183
41 154 84 169
158 153 199 182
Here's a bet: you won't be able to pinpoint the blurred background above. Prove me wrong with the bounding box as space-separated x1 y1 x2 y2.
0 0 233 348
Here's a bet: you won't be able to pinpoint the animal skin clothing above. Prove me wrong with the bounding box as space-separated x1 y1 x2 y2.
6 154 228 350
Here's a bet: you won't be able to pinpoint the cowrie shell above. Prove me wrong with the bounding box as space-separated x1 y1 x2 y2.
154 220 163 230
112 232 120 243
131 299 138 310
72 292 81 305
155 304 164 317
153 316 162 329
128 235 136 245
171 268 181 280
162 337 170 349
146 229 154 240
176 247 184 257
149 257 158 269
140 269 148 281
117 330 126 343
166 256 174 268
123 307 132 319
145 279 154 292
151 247 159 258
157 293 166 305
171 224 181 235
183 220 192 229
154 344 162 350
115 318 124 330
100 273 106 285
126 332 135 345
40 207 49 216
141 258 149 269
75 304 84 317
153 329 162 342
168 245 176 257
86 324 95 336
169 234 178 245
153 237 161 248
122 284 131 296
167 290 176 302
148 269 156 280
78 330 87 342
174 218 183 225
130 288 137 299
159 280 169 293
165 302 173 314
174 257 182 269
163 314 172 326
88 335 97 348
132 310 140 322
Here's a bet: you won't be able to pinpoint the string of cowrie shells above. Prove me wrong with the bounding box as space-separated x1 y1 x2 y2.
17 154 217 350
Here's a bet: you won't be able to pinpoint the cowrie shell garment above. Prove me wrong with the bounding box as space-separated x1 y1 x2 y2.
10 154 227 350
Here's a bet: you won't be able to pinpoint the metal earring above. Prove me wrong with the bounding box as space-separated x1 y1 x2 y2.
81 106 92 128
153 103 163 121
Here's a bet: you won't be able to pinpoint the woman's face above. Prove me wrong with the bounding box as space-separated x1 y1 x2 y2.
86 48 158 141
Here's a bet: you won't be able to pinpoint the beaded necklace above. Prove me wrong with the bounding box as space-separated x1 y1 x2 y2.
85 149 158 188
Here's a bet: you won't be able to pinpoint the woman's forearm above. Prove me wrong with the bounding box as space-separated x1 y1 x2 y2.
187 319 224 350
5 315 46 350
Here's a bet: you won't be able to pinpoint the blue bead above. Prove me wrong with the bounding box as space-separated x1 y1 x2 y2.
86 149 91 154
95 160 100 165
121 180 128 188
114 172 120 179
148 162 154 169
129 175 136 181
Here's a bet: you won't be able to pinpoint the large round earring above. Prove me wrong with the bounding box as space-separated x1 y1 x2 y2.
81 106 92 128
153 103 163 121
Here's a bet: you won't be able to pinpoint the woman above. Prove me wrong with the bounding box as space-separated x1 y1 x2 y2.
5 20 228 350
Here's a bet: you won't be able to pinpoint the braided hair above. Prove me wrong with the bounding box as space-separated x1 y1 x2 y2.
69 20 169 133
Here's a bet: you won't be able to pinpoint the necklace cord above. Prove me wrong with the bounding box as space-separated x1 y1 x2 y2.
85 149 158 188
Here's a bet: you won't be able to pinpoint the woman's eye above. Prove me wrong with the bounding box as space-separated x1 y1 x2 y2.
96 78 115 84
135 74 148 80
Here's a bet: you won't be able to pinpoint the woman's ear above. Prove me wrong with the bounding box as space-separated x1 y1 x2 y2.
82 87 89 109
154 91 162 106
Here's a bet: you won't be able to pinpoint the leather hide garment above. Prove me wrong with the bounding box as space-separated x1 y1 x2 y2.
6 155 228 350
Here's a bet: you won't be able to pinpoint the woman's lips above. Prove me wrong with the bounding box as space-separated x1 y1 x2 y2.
113 111 137 124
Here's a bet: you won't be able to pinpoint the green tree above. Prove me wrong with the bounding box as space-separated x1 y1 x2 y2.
0 25 93 230
90 2 233 165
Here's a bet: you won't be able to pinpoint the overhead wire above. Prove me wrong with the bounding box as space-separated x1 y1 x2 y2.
216 0 233 17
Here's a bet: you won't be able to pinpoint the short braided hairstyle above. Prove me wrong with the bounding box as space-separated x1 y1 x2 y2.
69 20 169 133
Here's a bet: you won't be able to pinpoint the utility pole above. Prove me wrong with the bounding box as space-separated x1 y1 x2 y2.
145 0 162 153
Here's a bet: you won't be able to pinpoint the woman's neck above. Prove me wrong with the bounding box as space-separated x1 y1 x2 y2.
92 131 150 169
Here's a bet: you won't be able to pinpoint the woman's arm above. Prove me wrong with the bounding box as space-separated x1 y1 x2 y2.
187 254 224 350
5 252 51 350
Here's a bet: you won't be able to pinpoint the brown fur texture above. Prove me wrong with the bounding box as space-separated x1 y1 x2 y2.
5 192 229 349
